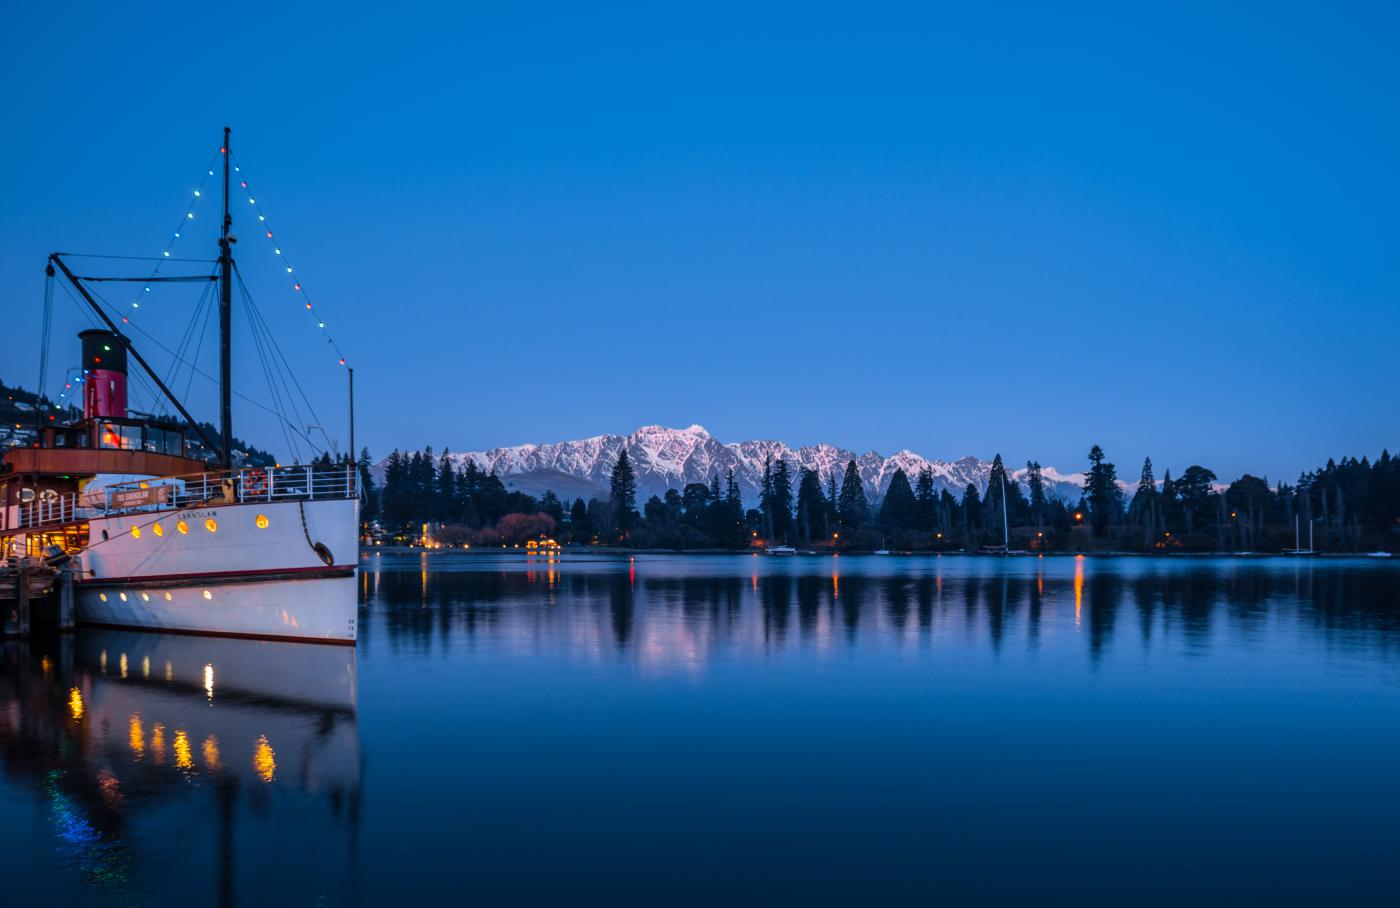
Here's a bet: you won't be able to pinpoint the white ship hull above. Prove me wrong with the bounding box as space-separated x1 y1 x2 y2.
74 497 359 644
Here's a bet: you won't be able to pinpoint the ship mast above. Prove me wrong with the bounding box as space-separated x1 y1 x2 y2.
218 126 234 469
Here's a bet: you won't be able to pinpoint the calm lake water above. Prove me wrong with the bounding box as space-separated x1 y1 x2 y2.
3 553 1399 905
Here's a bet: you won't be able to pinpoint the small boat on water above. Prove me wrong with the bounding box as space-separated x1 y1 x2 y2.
1 129 359 644
765 545 797 556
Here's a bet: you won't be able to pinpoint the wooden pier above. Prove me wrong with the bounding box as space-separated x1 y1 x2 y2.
1 559 75 638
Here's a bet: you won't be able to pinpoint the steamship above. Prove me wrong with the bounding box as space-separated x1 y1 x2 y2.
0 129 359 644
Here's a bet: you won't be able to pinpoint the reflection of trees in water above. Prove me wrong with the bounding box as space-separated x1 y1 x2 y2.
366 560 1400 665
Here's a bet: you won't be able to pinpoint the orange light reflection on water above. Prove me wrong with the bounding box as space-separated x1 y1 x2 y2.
1074 555 1085 628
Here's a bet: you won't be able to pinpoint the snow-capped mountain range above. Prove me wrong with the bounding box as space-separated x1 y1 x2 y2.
377 425 1086 506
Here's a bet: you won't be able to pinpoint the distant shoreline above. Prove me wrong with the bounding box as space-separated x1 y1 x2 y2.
361 545 1392 560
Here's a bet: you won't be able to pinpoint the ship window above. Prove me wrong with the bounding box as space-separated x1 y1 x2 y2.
99 593 108 602
202 590 213 600
163 591 173 601
205 518 218 533
140 592 150 601
142 428 183 455
130 526 142 539
118 592 128 602
255 514 269 529
176 520 189 534
19 488 35 503
152 523 164 537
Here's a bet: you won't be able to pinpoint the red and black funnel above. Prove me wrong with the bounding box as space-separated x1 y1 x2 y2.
80 329 128 420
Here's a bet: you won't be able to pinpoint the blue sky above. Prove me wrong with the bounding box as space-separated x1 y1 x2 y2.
2 2 1396 482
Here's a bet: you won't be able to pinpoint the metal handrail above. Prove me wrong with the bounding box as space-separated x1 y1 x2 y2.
15 464 357 531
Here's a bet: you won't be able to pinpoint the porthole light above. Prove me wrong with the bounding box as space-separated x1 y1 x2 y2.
119 592 128 602
140 592 150 602
202 590 213 600
177 520 189 534
205 518 218 533
131 526 141 539
255 514 269 529
99 593 108 602
163 592 173 601
153 523 164 537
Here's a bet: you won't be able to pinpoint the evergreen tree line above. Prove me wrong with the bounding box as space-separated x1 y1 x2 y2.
366 444 1400 553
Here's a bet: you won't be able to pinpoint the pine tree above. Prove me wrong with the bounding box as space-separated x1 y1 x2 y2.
724 468 744 547
758 455 776 540
825 471 839 536
795 468 825 544
985 454 1009 534
609 450 638 538
1025 461 1045 530
357 446 378 523
1129 457 1158 545
436 449 457 522
880 468 918 536
1084 444 1122 537
914 467 936 531
569 497 590 542
837 460 870 529
772 458 794 542
961 483 982 543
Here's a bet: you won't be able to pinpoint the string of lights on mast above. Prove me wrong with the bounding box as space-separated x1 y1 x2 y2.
232 156 349 367
55 141 351 418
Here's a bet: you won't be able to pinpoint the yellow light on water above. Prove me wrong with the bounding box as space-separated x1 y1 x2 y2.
204 663 215 699
69 688 84 720
203 735 221 772
151 723 166 764
174 730 193 770
129 714 144 757
254 735 277 782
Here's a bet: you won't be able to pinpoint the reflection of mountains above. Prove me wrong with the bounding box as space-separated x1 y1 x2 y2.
366 558 1400 666
0 631 361 903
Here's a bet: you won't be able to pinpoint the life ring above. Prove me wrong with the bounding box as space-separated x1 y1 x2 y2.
243 468 268 497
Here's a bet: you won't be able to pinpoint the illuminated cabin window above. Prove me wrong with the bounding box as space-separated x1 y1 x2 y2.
176 520 189 535
99 593 108 602
140 592 150 602
153 523 164 537
202 590 213 600
130 526 141 540
205 518 218 534
118 592 128 602
163 591 173 601
255 514 269 529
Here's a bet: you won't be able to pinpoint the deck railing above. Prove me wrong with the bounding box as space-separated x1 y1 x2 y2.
15 465 358 531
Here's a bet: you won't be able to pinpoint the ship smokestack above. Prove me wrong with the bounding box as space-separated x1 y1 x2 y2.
80 329 128 419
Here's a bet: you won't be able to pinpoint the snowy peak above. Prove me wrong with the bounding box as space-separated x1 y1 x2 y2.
381 426 1084 505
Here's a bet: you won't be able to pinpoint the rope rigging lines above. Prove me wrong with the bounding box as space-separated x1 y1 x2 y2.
36 137 352 464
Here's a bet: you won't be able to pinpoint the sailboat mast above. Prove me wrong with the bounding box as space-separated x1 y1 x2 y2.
218 126 233 469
